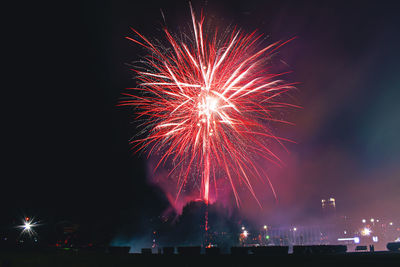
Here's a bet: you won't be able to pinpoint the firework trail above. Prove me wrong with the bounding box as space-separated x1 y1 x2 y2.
120 6 298 207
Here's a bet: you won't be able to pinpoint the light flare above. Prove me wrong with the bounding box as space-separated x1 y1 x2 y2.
18 217 38 237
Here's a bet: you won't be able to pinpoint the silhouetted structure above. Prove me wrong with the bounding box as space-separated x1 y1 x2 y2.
387 242 400 252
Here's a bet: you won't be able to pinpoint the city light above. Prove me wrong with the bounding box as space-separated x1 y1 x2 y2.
370 218 375 223
263 225 267 230
389 222 393 226
361 227 372 236
337 237 360 244
362 219 366 223
23 222 31 231
243 230 249 238
372 236 378 242
293 227 297 231
18 217 38 237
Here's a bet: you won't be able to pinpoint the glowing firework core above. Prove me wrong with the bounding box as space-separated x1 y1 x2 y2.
121 6 297 206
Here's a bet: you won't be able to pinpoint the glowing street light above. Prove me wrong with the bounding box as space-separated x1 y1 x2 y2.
338 237 360 244
243 230 248 238
389 222 393 226
18 217 38 237
370 218 375 223
263 225 267 230
361 227 372 236
362 219 366 223
23 222 32 231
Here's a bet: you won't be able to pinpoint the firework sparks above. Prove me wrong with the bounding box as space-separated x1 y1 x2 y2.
120 6 298 207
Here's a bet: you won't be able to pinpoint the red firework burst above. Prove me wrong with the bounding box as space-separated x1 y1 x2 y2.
119 6 298 207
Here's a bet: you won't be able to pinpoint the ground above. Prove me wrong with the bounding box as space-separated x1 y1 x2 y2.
1 250 399 267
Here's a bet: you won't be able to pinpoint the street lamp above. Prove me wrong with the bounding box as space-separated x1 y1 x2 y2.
242 230 249 238
23 222 32 231
18 217 38 238
361 227 371 236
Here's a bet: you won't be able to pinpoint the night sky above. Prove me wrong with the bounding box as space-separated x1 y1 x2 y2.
3 0 400 241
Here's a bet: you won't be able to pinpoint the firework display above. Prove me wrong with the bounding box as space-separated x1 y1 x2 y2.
119 6 298 206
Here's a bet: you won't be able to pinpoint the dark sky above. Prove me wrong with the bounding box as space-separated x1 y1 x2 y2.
3 0 400 236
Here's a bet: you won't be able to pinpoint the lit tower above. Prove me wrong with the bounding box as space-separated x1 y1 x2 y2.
321 197 339 244
321 197 336 213
321 197 337 220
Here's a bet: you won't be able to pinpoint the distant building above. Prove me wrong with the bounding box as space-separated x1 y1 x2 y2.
321 197 336 210
321 197 336 216
265 226 328 246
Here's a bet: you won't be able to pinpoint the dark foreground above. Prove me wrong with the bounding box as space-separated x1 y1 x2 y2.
1 251 399 267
